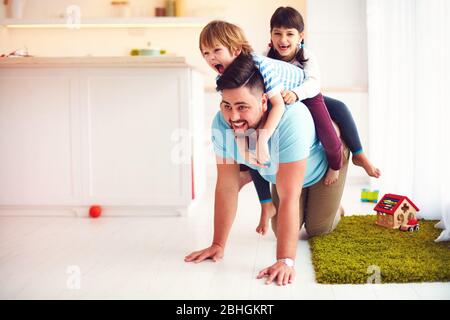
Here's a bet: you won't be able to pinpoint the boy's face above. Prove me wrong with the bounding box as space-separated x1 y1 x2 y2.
220 86 268 134
271 27 304 60
201 43 240 75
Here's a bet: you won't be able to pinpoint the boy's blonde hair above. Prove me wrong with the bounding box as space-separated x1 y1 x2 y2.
199 20 253 55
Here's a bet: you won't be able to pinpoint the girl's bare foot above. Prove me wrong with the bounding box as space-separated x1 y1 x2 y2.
256 202 277 235
324 168 339 186
352 153 381 178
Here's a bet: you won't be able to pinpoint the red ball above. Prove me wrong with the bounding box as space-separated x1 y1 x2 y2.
89 205 102 218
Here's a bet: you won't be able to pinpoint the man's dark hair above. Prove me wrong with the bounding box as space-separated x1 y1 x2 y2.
216 53 265 96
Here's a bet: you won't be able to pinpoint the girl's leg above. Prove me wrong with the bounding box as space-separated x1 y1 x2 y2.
248 168 277 235
303 93 342 185
322 96 362 153
248 168 271 202
323 96 381 178
238 139 276 234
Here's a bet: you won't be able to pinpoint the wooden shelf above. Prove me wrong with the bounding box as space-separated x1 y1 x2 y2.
0 17 210 28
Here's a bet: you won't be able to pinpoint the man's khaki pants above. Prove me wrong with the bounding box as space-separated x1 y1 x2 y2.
271 146 349 237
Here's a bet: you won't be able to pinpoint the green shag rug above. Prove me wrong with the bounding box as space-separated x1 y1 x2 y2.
308 215 450 284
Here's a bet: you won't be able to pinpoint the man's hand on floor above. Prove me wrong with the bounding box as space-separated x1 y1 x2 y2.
184 244 224 263
257 261 296 286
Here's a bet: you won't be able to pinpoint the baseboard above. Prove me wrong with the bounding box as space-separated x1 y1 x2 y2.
0 205 189 217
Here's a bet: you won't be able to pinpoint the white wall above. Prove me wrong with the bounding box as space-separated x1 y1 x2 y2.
308 0 369 182
307 0 368 89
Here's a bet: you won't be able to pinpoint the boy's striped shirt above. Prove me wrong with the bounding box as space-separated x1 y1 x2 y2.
252 53 305 98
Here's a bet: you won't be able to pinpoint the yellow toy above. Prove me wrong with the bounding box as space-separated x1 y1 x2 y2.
361 188 379 203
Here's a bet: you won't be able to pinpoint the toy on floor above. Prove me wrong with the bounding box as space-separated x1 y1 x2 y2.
374 194 420 231
398 219 420 232
435 203 450 242
89 205 102 218
361 188 379 203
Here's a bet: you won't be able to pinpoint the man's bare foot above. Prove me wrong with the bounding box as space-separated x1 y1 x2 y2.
352 153 381 178
256 202 277 235
324 168 339 186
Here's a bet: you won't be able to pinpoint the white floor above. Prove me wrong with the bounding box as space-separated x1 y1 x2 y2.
0 177 449 300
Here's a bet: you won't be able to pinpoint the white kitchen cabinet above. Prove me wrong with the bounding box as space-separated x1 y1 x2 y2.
0 57 205 216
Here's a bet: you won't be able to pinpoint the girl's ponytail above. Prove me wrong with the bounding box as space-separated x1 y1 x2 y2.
294 40 308 68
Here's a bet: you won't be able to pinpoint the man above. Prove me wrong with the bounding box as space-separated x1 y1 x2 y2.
185 54 348 286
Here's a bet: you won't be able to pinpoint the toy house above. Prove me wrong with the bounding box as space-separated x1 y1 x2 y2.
374 194 420 229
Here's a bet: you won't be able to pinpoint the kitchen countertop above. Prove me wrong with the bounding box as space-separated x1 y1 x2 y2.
0 56 189 68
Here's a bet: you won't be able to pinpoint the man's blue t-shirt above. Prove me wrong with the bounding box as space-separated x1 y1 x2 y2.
211 102 328 187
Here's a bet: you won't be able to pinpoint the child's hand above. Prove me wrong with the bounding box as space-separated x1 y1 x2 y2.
236 136 268 168
249 154 269 168
281 90 298 105
256 136 270 165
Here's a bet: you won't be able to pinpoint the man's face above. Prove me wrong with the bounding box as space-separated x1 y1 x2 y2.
220 86 267 134
201 43 240 75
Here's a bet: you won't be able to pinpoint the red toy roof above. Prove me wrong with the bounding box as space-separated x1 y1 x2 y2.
373 194 420 215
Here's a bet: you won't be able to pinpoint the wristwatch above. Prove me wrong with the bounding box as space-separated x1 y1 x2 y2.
277 258 295 267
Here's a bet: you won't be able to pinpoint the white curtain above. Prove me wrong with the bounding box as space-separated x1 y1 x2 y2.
366 0 450 219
